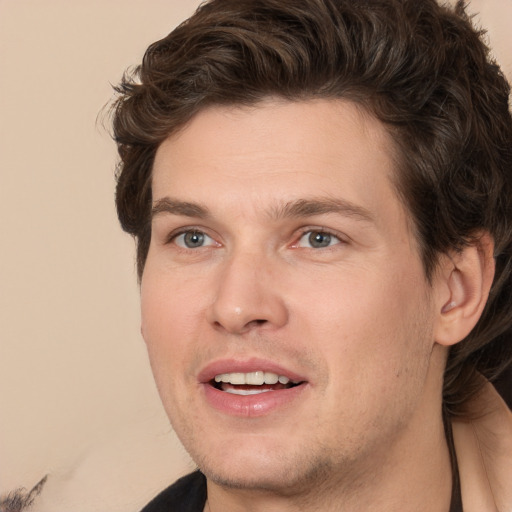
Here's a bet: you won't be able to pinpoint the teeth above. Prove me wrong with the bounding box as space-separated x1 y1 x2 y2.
214 371 295 385
224 388 273 396
226 373 245 385
264 372 279 385
246 371 264 385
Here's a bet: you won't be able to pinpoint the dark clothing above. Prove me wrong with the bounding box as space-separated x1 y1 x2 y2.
140 471 207 512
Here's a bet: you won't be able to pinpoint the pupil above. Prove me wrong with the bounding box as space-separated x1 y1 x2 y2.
184 231 204 248
309 231 331 248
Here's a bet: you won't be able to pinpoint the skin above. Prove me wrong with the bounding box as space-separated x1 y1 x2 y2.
141 99 490 511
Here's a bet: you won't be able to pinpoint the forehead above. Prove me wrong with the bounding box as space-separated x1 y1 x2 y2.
152 98 405 228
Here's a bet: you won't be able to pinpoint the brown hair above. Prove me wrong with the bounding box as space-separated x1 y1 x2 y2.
111 0 512 416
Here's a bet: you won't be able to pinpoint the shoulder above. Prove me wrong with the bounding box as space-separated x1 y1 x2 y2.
453 380 512 512
139 471 207 512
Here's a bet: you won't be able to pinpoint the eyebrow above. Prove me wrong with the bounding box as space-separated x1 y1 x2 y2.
152 198 210 219
151 196 374 223
272 197 374 223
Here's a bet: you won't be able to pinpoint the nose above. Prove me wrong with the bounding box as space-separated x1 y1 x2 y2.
206 250 289 335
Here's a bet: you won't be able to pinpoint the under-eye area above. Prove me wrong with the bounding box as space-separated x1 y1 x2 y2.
211 371 304 395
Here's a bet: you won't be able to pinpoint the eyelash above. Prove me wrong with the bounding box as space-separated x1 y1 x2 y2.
293 228 345 249
165 227 346 251
166 228 218 249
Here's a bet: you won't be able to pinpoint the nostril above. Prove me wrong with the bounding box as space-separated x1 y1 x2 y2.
212 318 265 326
248 319 267 328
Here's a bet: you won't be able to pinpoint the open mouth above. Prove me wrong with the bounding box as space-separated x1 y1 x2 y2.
211 371 303 396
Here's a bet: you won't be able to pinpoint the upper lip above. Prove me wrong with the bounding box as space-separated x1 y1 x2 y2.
197 357 308 384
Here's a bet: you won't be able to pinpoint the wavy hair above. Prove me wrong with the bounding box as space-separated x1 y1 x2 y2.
111 0 512 416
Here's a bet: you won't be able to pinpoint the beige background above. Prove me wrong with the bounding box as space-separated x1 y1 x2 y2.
0 1 510 511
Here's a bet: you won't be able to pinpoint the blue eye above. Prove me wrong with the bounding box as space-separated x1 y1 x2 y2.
297 230 341 248
174 230 215 249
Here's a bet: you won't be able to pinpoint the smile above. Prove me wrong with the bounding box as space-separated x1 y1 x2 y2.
212 371 301 396
199 359 309 416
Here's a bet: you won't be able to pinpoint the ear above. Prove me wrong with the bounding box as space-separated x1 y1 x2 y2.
434 232 495 347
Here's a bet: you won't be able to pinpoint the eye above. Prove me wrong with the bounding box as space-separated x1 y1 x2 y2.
296 230 342 249
174 230 216 249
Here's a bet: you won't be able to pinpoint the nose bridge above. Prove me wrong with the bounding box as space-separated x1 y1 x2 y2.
207 245 288 334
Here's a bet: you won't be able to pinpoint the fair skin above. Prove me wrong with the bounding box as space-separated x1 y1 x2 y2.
141 99 494 511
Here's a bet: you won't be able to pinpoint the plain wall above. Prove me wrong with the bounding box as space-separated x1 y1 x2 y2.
0 2 201 511
0 1 510 511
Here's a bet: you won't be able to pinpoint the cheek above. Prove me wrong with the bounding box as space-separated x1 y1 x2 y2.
140 267 204 392
141 263 205 341
292 263 434 383
306 278 434 433
139 276 200 425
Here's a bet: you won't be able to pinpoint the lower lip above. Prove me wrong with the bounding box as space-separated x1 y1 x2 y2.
202 383 307 417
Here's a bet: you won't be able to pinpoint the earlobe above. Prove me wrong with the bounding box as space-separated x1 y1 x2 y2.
434 233 495 347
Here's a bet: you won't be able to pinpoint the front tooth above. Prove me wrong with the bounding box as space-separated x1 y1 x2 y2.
214 371 292 386
264 372 279 384
228 373 246 385
246 371 265 385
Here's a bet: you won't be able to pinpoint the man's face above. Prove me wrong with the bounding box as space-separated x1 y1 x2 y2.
141 99 445 493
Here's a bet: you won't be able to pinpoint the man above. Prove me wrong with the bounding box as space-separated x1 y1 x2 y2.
111 0 512 510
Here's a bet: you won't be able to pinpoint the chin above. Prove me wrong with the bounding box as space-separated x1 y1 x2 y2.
203 464 315 494
204 468 288 492
192 441 334 495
